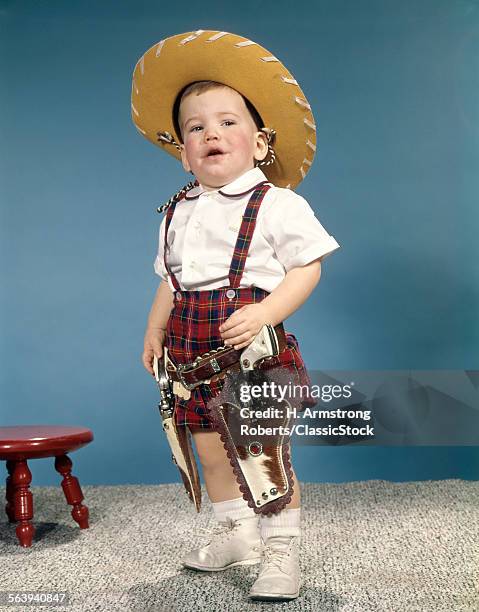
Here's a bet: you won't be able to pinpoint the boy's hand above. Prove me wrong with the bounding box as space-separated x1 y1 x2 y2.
142 327 166 377
219 303 272 351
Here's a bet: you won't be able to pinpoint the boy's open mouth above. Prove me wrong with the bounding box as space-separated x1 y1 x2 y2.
205 148 225 158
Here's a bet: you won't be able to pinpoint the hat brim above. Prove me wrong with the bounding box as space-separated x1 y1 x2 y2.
131 30 317 189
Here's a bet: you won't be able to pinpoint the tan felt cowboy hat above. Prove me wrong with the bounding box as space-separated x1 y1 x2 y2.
131 30 317 189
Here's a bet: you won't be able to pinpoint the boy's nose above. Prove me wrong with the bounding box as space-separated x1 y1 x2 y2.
204 128 219 141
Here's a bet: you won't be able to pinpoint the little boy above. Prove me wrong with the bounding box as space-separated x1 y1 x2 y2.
133 30 339 601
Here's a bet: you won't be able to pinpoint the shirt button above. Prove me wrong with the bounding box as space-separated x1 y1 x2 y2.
226 289 236 299
175 292 182 301
190 261 196 269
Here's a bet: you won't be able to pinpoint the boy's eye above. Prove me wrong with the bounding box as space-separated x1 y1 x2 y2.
188 120 235 133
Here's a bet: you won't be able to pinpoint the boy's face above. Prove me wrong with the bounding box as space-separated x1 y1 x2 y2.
178 87 268 190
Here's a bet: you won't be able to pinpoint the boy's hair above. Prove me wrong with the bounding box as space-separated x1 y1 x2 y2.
172 80 264 142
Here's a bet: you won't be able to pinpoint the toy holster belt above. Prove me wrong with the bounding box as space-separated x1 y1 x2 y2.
165 323 287 391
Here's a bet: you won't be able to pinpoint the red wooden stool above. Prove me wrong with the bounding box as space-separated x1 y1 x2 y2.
0 425 93 547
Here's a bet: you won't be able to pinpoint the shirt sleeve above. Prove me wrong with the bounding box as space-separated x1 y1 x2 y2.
153 216 168 280
259 189 340 272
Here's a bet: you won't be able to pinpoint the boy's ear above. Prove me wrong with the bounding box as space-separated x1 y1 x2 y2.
180 144 191 172
254 131 269 162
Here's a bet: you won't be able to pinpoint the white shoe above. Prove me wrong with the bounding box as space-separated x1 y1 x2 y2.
182 515 261 571
249 535 302 600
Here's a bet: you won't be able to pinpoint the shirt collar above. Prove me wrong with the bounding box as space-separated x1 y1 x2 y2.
184 167 269 200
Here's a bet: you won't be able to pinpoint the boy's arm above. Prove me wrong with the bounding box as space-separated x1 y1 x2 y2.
142 280 174 375
261 259 322 326
219 259 322 350
146 279 174 331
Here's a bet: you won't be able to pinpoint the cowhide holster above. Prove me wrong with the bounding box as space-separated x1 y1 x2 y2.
207 366 299 516
153 352 202 512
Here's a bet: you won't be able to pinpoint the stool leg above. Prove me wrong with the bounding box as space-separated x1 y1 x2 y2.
12 460 35 547
54 454 89 529
5 460 16 523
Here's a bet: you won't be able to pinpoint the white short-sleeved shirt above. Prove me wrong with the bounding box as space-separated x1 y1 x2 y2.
154 167 340 293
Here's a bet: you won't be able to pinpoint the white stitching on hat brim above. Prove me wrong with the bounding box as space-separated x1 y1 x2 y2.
206 32 228 42
179 30 205 45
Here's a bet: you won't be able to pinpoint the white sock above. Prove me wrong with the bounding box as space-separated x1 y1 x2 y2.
212 495 257 523
260 507 301 541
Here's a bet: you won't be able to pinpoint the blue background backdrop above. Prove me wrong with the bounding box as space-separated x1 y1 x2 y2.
1 0 478 485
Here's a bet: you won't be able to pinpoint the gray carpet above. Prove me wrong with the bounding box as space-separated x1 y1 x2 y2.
0 480 477 611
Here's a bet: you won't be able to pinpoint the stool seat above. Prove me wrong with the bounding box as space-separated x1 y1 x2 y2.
1 425 93 547
0 425 93 460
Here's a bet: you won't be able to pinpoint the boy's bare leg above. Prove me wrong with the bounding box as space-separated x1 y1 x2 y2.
191 430 300 508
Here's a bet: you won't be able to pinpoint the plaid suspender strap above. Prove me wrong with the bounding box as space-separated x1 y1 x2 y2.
228 182 271 288
163 198 182 291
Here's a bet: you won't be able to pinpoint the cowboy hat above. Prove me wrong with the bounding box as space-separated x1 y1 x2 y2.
131 30 317 189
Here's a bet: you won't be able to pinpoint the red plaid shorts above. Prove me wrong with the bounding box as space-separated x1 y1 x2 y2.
165 286 314 430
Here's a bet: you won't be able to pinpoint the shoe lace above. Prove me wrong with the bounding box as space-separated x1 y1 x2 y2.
252 541 292 572
194 517 240 546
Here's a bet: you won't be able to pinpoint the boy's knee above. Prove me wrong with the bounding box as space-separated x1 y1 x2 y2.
196 446 227 472
191 430 229 472
199 455 224 473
